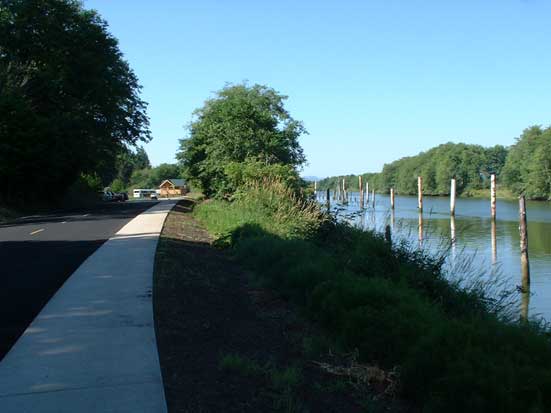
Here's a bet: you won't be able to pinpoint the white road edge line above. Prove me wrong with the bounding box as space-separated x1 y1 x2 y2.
29 229 45 235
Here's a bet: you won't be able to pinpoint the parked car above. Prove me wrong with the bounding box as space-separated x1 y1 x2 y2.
150 193 158 200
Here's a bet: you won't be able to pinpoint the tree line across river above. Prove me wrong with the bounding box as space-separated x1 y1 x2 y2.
317 125 551 201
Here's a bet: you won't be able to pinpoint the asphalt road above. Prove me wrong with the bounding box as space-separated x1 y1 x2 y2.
0 200 158 360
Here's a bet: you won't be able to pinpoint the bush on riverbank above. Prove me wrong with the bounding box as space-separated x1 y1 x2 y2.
194 181 551 413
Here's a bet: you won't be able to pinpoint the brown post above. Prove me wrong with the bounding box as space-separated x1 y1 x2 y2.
418 211 423 246
326 188 330 210
390 188 395 210
450 178 456 216
519 195 530 288
359 176 364 209
418 176 423 211
521 289 530 322
366 182 370 205
491 174 497 220
372 189 375 208
385 225 392 245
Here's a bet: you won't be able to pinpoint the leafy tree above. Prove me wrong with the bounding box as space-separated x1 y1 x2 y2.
318 143 509 196
177 83 307 196
502 126 551 199
128 163 181 190
0 0 150 204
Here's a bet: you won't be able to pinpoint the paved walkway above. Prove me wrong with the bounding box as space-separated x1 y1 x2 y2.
0 201 176 412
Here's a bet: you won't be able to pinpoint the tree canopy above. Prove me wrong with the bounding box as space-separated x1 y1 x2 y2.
0 0 150 204
318 142 509 196
177 83 307 196
502 126 551 200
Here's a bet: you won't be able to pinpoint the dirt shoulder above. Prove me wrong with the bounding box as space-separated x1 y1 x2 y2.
153 199 408 412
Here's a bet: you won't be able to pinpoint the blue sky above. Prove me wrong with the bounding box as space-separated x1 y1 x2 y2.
84 0 551 178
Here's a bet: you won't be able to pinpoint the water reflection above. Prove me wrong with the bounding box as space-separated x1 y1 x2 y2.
491 219 497 265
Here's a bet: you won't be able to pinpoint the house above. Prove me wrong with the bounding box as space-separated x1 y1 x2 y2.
159 179 187 197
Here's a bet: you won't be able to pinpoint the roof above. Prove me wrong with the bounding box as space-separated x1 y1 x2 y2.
159 179 186 188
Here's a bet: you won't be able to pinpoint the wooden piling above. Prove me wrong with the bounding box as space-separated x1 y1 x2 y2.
418 176 423 211
359 176 364 209
519 195 530 287
314 181 317 194
521 289 530 322
450 178 456 216
372 189 375 208
390 188 395 210
491 174 497 220
326 188 330 210
450 214 456 244
366 182 369 204
418 211 423 246
385 225 392 245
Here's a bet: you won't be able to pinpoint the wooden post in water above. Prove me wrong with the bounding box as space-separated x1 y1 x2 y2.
359 176 364 209
418 211 423 246
372 189 375 208
417 176 423 211
390 188 395 210
491 174 497 220
385 225 392 245
519 195 530 288
450 178 456 216
366 182 370 205
326 188 330 210
521 289 530 322
342 178 346 204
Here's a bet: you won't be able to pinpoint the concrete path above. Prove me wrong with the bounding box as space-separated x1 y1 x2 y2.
0 201 176 412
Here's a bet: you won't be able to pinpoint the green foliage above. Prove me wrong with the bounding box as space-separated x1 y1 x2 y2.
502 126 551 200
196 186 551 412
224 159 302 196
219 353 264 378
194 180 325 243
177 83 307 197
0 0 150 205
127 163 181 190
318 143 508 196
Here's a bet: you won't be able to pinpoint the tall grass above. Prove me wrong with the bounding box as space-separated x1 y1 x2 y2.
194 180 551 413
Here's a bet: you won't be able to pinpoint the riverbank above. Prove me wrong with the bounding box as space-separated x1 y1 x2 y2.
193 181 551 413
153 199 406 412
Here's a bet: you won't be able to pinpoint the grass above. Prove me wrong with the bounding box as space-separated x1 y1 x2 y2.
219 353 305 412
194 180 551 413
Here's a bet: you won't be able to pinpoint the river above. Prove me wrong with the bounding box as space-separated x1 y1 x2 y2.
316 192 551 322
